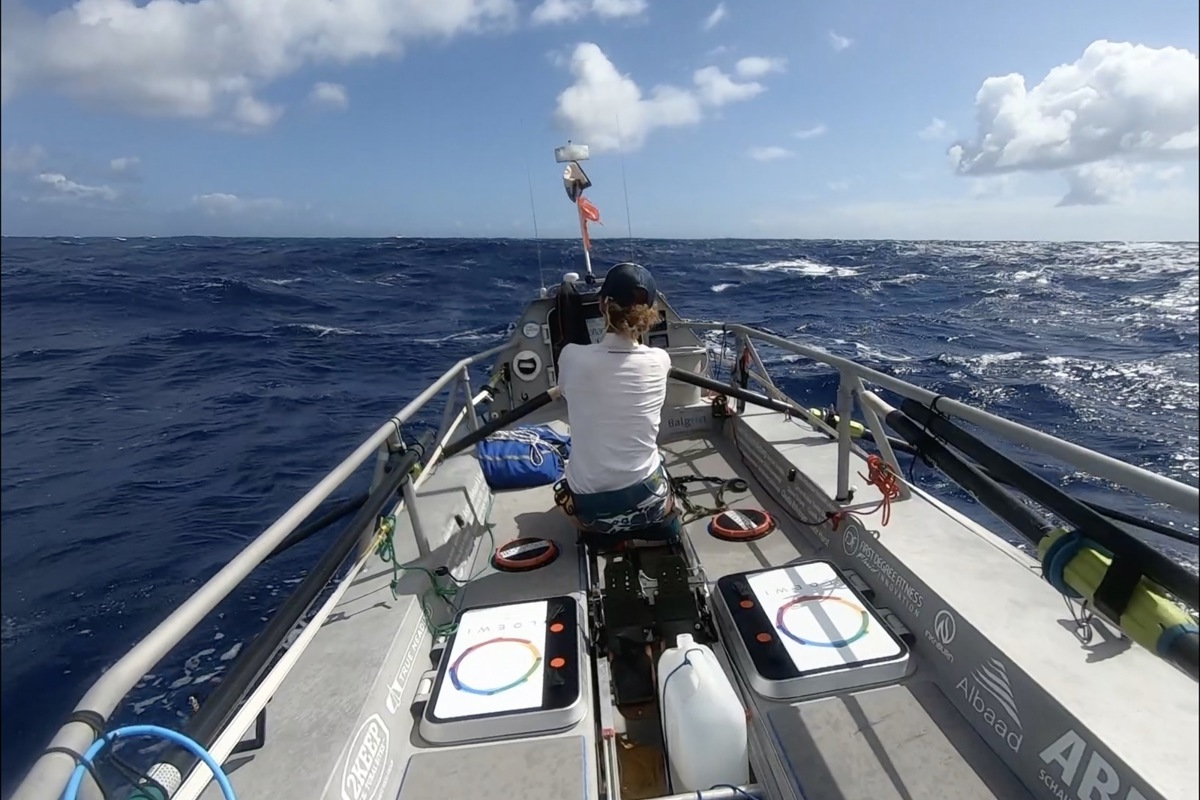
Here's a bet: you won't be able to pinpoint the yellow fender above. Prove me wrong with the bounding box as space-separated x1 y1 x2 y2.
1037 527 1196 656
809 408 866 439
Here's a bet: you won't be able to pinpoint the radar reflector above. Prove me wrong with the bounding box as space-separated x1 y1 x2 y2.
554 143 590 163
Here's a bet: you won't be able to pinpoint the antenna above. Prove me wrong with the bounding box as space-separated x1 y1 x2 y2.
616 114 635 264
521 119 546 297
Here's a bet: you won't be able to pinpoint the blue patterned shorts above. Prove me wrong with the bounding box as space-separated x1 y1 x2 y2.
558 463 681 539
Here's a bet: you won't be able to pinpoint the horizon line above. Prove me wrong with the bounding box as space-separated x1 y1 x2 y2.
3 234 1197 244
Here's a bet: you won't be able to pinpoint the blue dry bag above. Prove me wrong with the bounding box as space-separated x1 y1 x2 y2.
475 425 572 490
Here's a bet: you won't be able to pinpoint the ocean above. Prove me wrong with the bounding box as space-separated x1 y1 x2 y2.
1 237 1197 792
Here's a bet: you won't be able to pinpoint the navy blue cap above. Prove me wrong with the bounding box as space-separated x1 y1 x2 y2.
599 262 657 307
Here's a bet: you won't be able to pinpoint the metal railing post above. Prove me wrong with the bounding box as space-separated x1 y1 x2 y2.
729 330 746 414
461 366 480 431
668 320 1198 516
415 389 492 491
430 372 461 455
850 376 911 501
743 339 779 394
402 479 430 557
835 372 854 502
10 338 515 800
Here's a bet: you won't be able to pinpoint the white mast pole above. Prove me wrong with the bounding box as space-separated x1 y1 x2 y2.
555 141 595 284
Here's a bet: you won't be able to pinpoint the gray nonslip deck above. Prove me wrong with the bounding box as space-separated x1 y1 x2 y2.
195 400 1195 800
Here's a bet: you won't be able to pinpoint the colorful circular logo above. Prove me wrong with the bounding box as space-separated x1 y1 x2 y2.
775 595 869 648
448 637 542 696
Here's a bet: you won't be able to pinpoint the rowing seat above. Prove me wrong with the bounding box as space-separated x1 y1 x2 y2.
574 521 680 556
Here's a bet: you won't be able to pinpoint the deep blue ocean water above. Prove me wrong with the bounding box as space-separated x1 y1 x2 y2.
1 237 1197 793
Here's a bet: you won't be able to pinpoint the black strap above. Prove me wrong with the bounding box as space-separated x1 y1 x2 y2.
67 709 108 737
1093 556 1143 621
44 746 109 799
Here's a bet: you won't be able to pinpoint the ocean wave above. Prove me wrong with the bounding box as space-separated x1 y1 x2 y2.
1 236 1196 793
736 257 860 278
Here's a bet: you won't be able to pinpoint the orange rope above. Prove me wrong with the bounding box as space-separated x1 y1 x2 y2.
855 454 902 526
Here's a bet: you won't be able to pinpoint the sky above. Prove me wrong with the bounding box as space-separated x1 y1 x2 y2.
1 0 1198 240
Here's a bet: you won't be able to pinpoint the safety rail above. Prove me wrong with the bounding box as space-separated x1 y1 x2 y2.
11 339 513 800
16 318 1200 800
678 321 1199 517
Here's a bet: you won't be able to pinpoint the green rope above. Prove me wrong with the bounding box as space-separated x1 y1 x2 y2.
672 477 747 524
372 505 497 638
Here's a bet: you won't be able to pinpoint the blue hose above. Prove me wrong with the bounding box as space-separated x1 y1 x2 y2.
62 724 236 800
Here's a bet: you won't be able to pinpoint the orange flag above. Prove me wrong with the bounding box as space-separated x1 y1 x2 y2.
577 195 601 250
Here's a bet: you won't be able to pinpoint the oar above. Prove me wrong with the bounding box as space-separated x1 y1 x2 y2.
441 386 562 460
668 369 1198 545
869 395 1197 679
899 397 1199 614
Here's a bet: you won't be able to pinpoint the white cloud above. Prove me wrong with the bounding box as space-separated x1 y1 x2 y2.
918 117 952 141
225 95 285 132
702 3 726 31
531 0 644 24
751 188 1199 241
734 56 786 79
828 31 852 52
193 192 284 214
531 0 582 23
1 0 517 130
693 66 763 105
793 124 827 140
950 40 1198 204
747 146 792 161
1156 165 1185 181
827 180 850 192
36 172 117 201
592 0 645 18
968 174 1017 199
108 155 143 182
1057 161 1183 207
309 81 349 110
1057 163 1139 206
554 42 770 152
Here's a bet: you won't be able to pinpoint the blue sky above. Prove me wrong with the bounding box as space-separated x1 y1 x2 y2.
1 0 1197 240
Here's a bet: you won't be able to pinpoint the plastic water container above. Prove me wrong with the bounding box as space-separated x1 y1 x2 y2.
665 346 707 408
657 634 749 792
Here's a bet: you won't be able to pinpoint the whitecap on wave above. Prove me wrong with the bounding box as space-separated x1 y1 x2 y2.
413 325 507 346
286 323 360 337
737 258 860 278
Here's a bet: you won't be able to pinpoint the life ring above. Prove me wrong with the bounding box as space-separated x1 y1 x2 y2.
492 537 560 572
708 508 775 542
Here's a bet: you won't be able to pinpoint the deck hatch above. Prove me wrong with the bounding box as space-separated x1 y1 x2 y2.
715 560 910 699
419 596 586 744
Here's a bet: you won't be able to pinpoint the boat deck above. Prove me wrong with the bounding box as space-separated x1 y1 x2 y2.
192 404 1196 800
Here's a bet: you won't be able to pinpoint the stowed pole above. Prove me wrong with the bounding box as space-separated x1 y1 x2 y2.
557 141 601 284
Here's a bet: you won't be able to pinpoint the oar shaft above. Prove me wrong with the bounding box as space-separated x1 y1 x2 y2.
869 394 1198 677
441 387 561 460
900 399 1198 612
667 367 800 416
883 408 1052 544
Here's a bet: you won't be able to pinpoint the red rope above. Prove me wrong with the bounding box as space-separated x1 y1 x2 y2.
856 455 902 526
